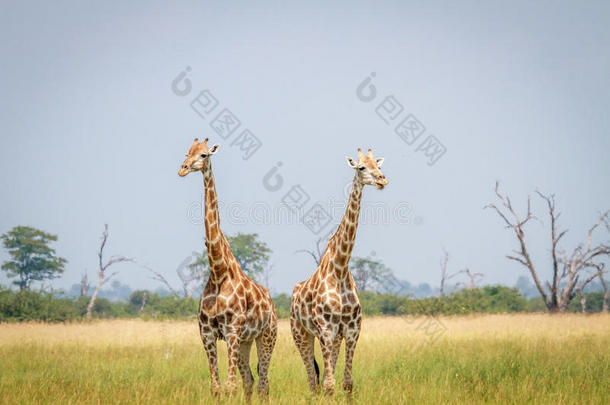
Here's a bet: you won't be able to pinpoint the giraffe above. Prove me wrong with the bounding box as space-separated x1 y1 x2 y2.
179 138 277 399
290 148 388 396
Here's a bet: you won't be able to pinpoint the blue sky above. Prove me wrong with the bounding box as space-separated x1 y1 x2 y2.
1 0 608 294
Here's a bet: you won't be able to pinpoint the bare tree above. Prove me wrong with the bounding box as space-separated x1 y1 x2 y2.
486 182 609 313
144 252 205 298
144 265 178 295
454 268 484 290
86 224 132 318
258 262 275 295
598 275 609 312
580 294 587 314
439 249 481 296
139 291 147 313
601 218 610 312
79 272 89 297
439 249 450 297
295 236 327 266
439 248 465 296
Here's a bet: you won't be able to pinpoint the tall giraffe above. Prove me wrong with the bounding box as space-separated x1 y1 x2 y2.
290 148 388 396
179 138 277 399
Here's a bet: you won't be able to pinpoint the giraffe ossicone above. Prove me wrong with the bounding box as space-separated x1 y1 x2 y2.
290 147 388 396
179 138 277 399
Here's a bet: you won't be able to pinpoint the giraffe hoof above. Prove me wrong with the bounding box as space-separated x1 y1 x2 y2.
323 384 335 397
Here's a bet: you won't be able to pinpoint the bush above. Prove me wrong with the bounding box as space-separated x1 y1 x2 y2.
0 287 80 322
360 291 408 315
127 291 198 318
398 286 528 315
272 293 291 318
0 285 606 322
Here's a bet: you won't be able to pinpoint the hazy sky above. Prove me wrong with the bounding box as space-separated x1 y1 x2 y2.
1 0 609 294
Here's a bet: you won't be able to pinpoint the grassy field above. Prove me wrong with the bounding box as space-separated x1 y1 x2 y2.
1 314 609 404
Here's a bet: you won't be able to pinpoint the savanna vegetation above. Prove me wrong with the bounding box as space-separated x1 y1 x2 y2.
1 315 608 404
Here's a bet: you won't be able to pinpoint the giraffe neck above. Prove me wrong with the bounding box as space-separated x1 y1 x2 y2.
329 174 363 276
201 159 231 282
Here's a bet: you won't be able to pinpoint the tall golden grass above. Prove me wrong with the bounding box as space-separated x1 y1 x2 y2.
1 314 608 404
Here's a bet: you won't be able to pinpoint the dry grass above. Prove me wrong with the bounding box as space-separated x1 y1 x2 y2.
1 314 609 404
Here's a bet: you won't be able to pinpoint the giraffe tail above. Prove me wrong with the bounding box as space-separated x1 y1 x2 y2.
313 358 320 385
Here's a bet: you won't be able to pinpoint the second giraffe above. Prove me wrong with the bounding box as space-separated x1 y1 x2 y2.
290 148 388 395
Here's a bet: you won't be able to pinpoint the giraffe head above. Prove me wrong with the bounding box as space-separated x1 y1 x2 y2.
178 138 220 177
346 148 388 189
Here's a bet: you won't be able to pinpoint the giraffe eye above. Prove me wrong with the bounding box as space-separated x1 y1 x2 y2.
359 166 365 171
200 154 207 158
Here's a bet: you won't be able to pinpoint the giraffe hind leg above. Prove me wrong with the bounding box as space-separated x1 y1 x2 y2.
255 316 277 398
313 358 320 385
200 334 221 397
291 319 319 393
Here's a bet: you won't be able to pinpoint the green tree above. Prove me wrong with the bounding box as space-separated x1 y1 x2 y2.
191 233 271 280
1 226 67 290
228 233 271 278
350 255 392 292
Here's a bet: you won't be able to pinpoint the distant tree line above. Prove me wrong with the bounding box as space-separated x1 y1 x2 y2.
2 284 607 323
1 192 608 324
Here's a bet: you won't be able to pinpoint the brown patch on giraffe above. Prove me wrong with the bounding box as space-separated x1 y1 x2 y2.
236 284 245 297
209 242 222 258
346 292 356 304
228 293 238 308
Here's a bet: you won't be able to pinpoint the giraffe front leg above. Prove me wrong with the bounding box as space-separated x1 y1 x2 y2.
319 327 338 396
343 319 361 395
201 335 221 397
330 334 342 370
223 333 241 395
256 315 277 398
237 339 254 400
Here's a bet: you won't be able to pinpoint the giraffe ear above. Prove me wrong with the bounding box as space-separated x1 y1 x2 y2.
376 158 385 168
346 156 358 169
208 144 220 155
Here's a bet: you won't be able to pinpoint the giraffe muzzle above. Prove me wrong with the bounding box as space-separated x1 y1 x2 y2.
375 177 388 190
